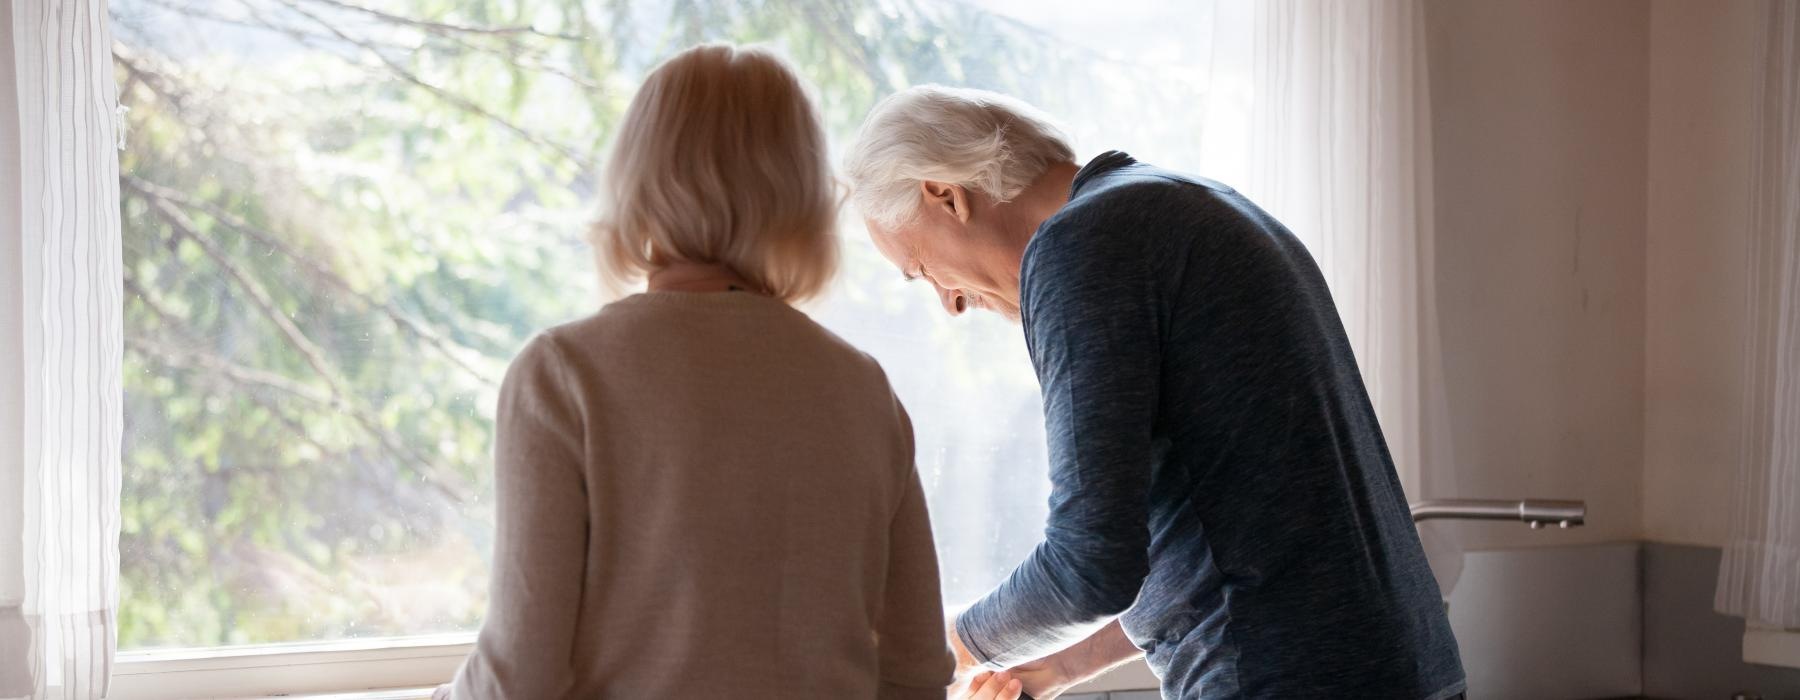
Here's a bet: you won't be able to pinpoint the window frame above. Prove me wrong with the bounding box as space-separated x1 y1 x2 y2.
101 4 1199 696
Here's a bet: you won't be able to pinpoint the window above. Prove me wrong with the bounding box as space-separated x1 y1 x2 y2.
112 0 1246 652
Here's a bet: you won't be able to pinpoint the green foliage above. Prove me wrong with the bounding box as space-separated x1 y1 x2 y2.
112 0 1143 649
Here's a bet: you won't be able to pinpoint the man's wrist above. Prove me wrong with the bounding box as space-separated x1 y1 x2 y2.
1058 620 1140 685
1060 636 1108 684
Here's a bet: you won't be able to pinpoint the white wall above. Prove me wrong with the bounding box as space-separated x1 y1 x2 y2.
1427 0 1768 553
1421 3 1794 692
1425 0 1649 550
1642 0 1761 548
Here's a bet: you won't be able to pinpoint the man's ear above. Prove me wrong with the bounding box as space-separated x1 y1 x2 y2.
921 180 972 223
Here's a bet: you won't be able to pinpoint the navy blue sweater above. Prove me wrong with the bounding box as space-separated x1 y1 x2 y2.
955 152 1465 699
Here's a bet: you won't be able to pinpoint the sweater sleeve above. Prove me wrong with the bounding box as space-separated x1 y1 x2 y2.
955 223 1161 667
452 334 591 699
877 397 956 699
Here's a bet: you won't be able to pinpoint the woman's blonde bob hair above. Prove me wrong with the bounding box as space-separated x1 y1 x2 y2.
591 43 838 303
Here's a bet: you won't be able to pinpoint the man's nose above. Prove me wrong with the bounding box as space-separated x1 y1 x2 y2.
935 284 967 316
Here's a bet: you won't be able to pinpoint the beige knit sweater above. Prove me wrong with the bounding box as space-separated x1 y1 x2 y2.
449 291 954 699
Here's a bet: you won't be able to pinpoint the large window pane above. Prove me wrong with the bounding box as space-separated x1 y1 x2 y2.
112 0 1229 648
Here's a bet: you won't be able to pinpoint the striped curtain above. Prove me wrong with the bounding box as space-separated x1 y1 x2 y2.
2 0 126 697
1716 0 1800 630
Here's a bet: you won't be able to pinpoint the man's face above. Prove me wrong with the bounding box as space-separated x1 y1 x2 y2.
867 218 1024 320
866 183 1024 320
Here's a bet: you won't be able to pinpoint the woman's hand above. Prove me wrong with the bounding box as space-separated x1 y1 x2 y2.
950 670 1023 700
430 683 452 700
946 614 979 677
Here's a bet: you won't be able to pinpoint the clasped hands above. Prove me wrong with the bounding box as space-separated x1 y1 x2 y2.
945 619 1077 700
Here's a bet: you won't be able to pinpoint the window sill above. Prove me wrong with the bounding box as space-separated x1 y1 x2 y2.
110 634 473 700
1744 626 1800 670
273 690 435 700
109 635 1159 699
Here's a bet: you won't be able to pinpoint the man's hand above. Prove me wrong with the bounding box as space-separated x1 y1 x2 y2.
1008 619 1141 700
947 615 1141 700
949 670 1023 700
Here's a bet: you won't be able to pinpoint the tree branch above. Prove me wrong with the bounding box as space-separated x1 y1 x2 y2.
125 335 338 408
126 178 475 503
131 178 351 398
126 273 473 504
113 43 191 116
125 174 500 387
197 0 603 91
266 0 588 170
140 0 419 52
297 0 583 42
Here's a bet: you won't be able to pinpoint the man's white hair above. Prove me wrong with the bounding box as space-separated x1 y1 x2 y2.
844 85 1076 228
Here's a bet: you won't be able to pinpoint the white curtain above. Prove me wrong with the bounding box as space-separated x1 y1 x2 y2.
1716 0 1800 631
1243 0 1461 592
3 0 126 697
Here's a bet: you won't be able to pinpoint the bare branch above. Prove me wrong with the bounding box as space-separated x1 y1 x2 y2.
126 335 337 408
126 177 476 503
806 0 897 93
297 0 584 42
130 176 352 398
191 0 600 90
125 174 500 387
125 272 473 504
116 42 301 167
241 388 352 467
126 273 349 464
113 43 191 115
267 0 589 170
140 0 420 52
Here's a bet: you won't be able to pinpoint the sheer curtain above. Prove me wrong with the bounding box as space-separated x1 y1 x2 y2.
3 0 125 697
1241 0 1460 591
1716 0 1800 631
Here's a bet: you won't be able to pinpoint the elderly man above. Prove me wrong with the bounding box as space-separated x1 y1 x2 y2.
844 86 1466 700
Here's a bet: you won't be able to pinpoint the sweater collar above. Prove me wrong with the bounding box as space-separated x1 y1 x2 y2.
1070 150 1138 196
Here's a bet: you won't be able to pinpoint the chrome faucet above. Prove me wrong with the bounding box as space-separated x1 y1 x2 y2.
1409 499 1586 529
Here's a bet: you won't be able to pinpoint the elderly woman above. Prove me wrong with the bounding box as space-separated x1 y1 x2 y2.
438 44 953 699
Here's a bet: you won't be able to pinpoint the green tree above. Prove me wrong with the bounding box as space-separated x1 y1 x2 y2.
111 0 1191 648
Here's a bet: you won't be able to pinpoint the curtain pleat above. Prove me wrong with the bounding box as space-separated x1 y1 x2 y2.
1717 0 1800 631
1245 0 1458 592
4 0 125 698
